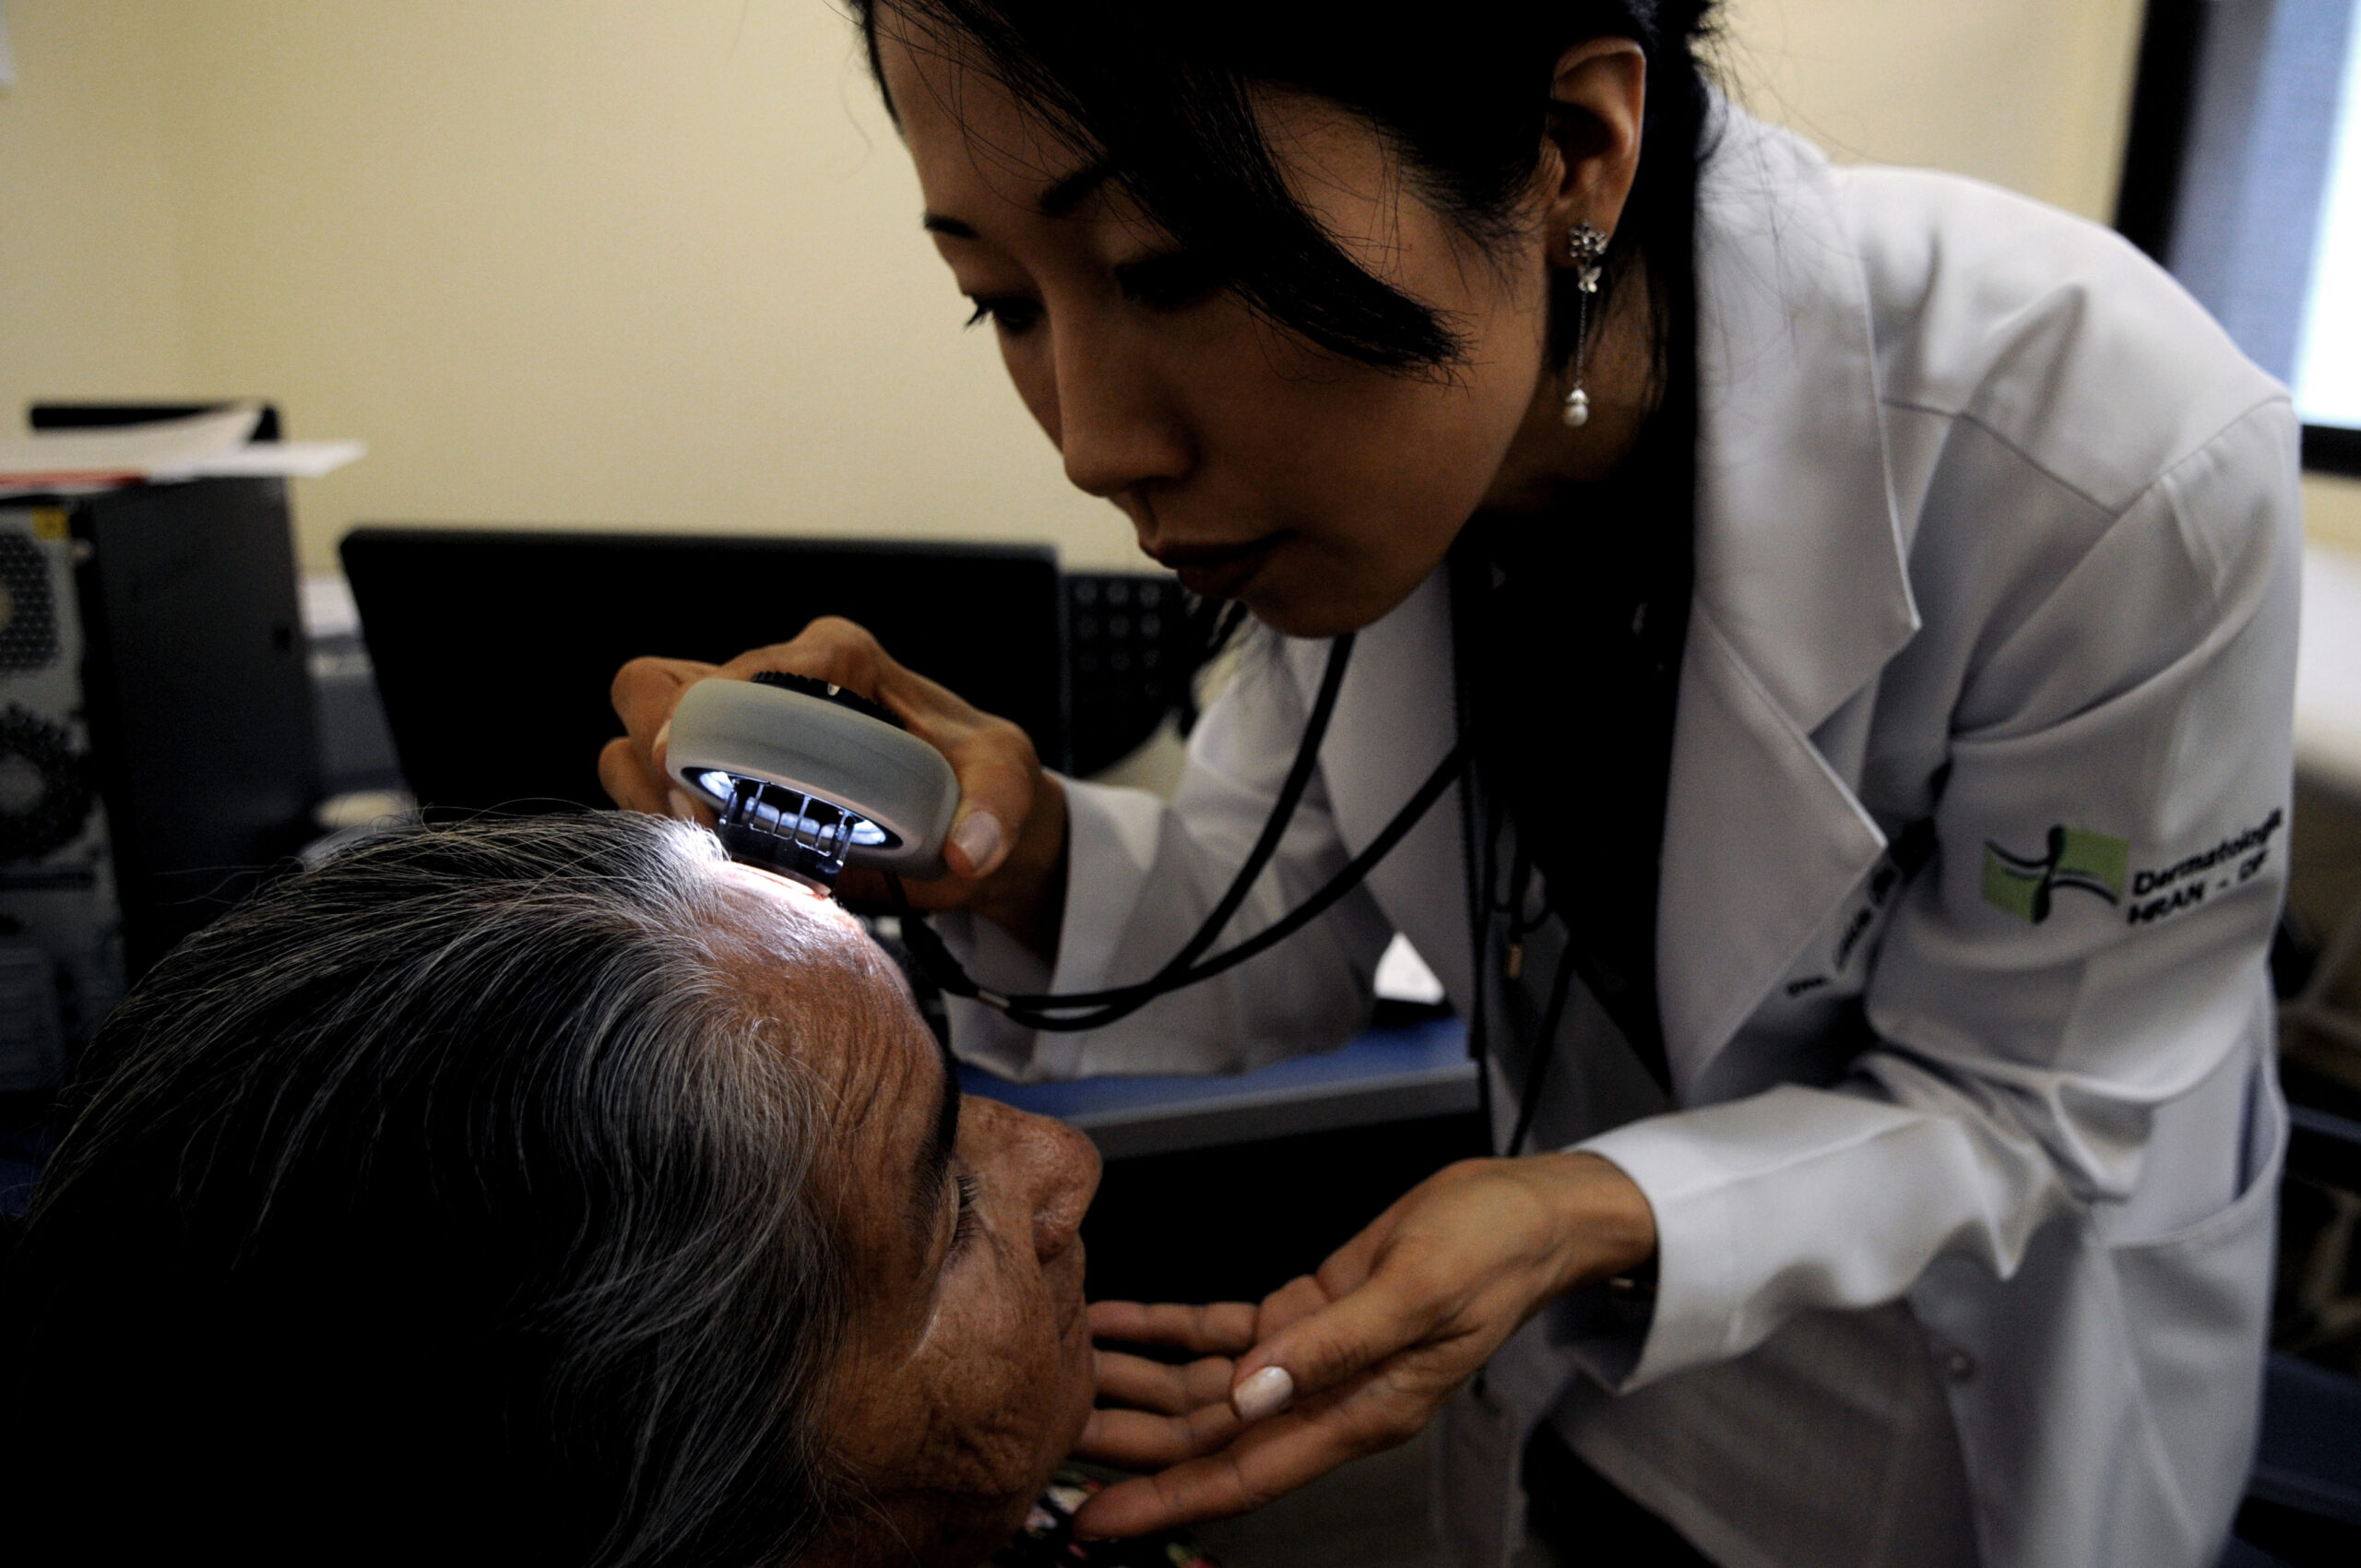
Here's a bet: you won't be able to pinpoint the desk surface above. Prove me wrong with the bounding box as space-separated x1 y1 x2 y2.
960 1015 1478 1159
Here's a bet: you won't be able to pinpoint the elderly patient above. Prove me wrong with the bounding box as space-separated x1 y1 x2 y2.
0 814 1099 1568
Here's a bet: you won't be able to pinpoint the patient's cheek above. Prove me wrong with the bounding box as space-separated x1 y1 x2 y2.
816 1079 1095 1563
831 1218 1095 1568
853 1226 1092 1548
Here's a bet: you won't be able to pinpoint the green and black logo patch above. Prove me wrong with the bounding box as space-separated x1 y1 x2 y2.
1982 826 2129 925
1985 811 2285 929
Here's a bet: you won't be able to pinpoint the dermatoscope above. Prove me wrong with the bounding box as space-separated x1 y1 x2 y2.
666 637 1468 1033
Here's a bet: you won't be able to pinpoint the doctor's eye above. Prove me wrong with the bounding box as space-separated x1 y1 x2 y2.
964 295 1042 336
1114 251 1222 312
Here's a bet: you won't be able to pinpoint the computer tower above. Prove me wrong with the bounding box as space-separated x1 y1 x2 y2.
0 478 318 1087
0 505 122 1089
72 479 320 980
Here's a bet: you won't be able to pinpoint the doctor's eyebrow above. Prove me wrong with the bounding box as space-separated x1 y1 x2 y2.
919 159 1116 238
1037 160 1113 217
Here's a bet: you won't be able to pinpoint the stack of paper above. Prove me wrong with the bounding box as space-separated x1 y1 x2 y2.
0 405 365 498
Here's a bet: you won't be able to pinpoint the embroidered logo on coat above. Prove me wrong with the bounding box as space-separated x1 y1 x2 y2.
1981 826 2130 924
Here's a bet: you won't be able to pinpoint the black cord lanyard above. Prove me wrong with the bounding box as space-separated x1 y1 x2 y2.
888 633 1473 1034
1461 779 1583 1158
1447 538 1640 1159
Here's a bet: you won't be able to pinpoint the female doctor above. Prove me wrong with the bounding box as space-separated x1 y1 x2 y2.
601 3 2303 1565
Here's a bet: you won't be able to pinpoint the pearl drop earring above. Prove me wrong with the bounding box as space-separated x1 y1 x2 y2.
1562 222 1609 428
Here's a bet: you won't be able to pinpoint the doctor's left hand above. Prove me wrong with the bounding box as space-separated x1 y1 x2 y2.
1074 1150 1655 1538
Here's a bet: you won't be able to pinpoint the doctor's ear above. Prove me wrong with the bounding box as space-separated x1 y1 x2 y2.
1538 38 1649 248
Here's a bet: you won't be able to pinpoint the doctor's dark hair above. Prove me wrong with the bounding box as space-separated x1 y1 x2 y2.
852 0 1721 372
0 816 851 1568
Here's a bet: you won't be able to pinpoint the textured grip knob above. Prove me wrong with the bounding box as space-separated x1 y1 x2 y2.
748 671 903 731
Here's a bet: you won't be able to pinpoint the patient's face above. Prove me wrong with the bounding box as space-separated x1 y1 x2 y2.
711 866 1100 1566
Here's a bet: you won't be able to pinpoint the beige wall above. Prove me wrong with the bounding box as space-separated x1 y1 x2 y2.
2309 476 2361 552
1718 0 2148 220
0 1 195 422
147 0 1131 576
3 0 2353 567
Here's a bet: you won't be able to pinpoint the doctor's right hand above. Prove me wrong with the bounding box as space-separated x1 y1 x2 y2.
600 616 1069 958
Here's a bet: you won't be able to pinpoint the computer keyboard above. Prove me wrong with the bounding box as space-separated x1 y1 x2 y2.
1065 573 1194 777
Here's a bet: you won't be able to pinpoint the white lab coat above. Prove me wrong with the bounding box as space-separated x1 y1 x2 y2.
945 105 2301 1568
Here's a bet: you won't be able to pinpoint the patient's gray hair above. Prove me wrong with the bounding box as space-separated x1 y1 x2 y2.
6 814 853 1568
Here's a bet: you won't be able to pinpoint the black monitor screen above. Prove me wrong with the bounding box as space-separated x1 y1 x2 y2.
341 529 1065 814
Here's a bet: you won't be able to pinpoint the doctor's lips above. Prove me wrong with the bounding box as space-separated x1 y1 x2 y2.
1147 534 1283 599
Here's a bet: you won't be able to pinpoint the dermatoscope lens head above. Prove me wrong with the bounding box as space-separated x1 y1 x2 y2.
665 671 961 892
704 770 884 892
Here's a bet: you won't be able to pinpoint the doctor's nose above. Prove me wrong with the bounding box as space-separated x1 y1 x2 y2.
1050 327 1191 500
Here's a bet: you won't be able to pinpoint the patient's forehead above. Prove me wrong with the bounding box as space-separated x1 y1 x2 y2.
705 861 908 1039
708 860 868 942
701 862 938 1186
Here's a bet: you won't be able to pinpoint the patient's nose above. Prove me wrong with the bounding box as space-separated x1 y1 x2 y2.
964 1097 1100 1265
1026 1111 1099 1265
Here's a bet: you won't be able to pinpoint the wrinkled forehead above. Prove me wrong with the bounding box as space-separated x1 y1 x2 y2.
701 862 940 1181
704 861 913 1045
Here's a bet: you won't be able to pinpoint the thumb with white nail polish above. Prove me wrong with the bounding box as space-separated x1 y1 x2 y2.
1231 1364 1294 1423
949 809 1004 877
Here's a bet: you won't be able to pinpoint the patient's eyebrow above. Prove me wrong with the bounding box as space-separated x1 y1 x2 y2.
913 1032 962 1246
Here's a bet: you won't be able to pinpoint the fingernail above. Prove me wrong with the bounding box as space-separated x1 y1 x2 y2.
1232 1365 1294 1423
951 810 1003 875
667 789 702 823
652 720 671 764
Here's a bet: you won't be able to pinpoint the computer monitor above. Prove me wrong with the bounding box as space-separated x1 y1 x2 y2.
2118 0 2361 473
341 529 1067 815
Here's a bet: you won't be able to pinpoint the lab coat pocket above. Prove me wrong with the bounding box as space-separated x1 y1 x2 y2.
2104 1072 2284 1549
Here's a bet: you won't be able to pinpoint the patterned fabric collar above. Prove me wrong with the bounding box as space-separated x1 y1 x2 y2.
991 1469 1219 1568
